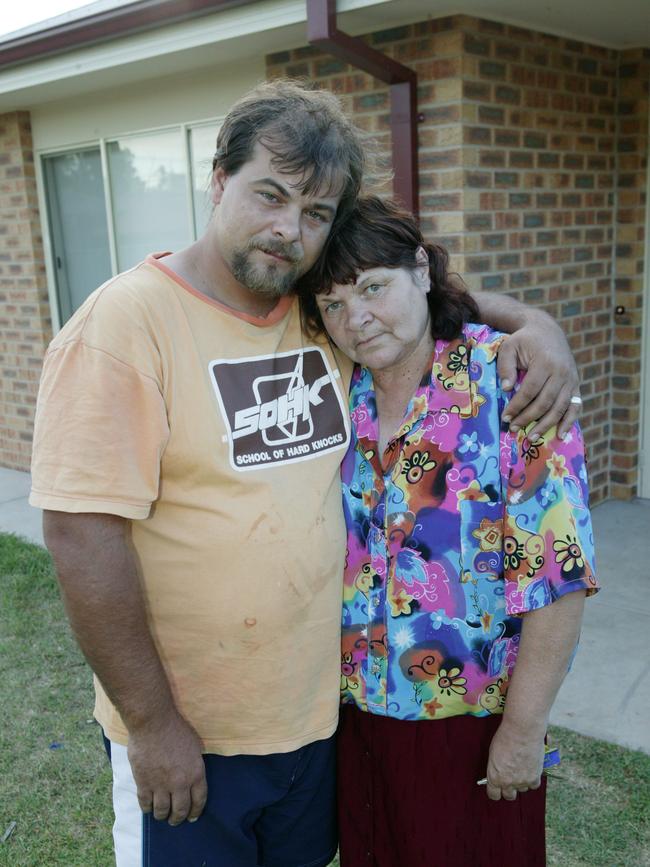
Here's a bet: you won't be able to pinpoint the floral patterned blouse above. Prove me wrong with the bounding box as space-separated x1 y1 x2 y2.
340 323 598 721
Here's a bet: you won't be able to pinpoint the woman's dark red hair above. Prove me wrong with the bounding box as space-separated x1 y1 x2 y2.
298 195 479 340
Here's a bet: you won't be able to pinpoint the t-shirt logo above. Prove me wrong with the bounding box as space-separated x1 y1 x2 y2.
209 348 350 471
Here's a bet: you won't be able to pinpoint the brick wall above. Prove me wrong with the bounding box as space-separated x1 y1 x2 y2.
0 112 50 472
612 49 650 499
0 21 646 494
267 15 650 504
449 19 619 502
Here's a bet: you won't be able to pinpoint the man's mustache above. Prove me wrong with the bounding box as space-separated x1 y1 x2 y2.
250 239 302 264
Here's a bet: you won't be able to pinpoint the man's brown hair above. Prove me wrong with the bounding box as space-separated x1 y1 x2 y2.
212 79 367 220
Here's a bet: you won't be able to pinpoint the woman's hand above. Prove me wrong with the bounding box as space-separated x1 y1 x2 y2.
484 721 545 801
482 593 587 801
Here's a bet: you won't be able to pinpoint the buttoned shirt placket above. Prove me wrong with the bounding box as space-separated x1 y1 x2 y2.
353 367 434 716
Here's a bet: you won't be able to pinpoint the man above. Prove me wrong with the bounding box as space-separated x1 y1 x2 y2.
30 80 581 867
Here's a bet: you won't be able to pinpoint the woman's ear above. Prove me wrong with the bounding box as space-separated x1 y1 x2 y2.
415 246 430 291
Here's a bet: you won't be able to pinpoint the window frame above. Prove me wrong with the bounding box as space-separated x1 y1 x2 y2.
36 115 224 331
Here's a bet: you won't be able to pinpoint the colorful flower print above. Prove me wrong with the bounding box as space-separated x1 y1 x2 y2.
354 562 378 597
522 434 543 465
437 667 468 697
448 343 469 373
503 535 525 571
424 697 444 717
459 431 479 454
389 588 415 617
553 535 586 581
340 323 598 721
457 480 492 502
546 451 569 479
402 450 437 484
472 518 503 552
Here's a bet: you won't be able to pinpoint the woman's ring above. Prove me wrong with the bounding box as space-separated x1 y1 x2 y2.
570 396 582 405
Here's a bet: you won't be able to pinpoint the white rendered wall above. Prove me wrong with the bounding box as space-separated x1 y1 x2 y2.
30 57 264 152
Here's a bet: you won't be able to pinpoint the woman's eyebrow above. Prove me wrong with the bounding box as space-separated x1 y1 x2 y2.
355 269 385 287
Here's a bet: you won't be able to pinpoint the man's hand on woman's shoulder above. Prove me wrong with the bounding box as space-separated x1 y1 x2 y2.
496 309 580 440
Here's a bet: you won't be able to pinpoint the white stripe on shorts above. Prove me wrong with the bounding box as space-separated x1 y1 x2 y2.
110 740 144 867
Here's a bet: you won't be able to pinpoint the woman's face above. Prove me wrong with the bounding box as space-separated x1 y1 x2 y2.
315 260 432 372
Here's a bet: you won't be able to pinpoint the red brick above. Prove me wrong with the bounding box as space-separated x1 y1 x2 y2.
0 111 50 470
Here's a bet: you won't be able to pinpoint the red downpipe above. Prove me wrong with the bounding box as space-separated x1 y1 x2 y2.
306 0 419 216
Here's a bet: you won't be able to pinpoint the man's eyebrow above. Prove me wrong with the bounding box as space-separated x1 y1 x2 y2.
309 201 337 218
253 177 337 216
253 177 291 197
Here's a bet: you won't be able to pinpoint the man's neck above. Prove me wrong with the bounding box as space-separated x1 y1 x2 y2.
163 240 282 318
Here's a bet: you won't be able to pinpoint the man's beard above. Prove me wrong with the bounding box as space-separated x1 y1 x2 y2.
231 240 302 298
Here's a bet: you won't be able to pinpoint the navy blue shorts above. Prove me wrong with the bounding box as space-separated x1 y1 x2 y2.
104 733 337 867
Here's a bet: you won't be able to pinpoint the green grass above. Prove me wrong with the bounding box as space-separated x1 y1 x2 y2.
545 730 650 866
0 533 113 866
1 532 649 866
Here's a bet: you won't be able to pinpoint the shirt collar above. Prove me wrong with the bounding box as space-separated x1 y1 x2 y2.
427 335 473 416
350 333 474 451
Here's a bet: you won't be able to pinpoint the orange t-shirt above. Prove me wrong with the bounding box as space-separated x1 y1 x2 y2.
30 255 351 755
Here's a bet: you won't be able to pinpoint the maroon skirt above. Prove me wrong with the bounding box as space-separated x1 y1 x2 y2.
337 705 546 867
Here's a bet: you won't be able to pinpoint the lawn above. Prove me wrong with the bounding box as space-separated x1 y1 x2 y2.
1 532 649 866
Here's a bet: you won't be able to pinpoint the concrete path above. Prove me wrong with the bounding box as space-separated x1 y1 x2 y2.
1 466 648 754
550 497 650 754
0 466 43 545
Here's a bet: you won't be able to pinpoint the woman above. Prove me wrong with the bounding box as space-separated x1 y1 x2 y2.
298 196 598 867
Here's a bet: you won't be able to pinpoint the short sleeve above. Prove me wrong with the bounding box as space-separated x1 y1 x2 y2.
30 340 170 519
499 419 598 615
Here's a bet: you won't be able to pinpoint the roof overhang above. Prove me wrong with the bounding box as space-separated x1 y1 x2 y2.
1 0 258 69
0 0 648 112
0 0 396 111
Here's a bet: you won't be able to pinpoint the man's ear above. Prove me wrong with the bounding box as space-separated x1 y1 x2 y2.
414 246 430 290
211 166 228 206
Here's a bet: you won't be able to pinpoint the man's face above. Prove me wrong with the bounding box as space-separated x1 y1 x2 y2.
211 142 342 298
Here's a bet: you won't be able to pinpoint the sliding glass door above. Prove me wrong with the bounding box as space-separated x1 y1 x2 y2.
43 148 112 323
42 120 222 324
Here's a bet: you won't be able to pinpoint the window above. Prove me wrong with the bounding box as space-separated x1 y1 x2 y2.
108 131 191 271
43 148 112 323
189 123 220 236
42 120 222 322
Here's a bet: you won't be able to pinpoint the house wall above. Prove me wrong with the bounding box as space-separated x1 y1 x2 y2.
0 58 264 473
268 15 650 504
0 112 51 471
0 18 647 502
612 48 650 499
30 59 266 150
